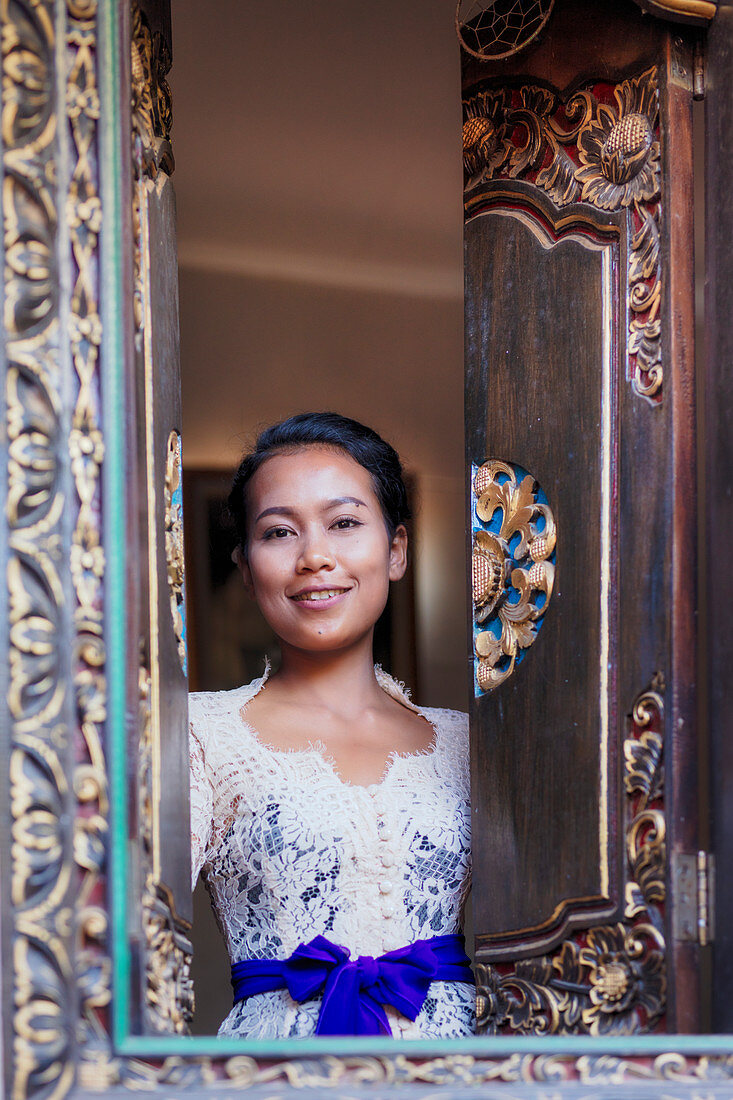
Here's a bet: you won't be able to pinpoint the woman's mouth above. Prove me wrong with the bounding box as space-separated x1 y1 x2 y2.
291 587 350 603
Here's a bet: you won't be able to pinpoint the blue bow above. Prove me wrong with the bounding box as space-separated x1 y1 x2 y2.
231 933 474 1036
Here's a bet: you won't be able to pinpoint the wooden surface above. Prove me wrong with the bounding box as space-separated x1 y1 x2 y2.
461 0 662 94
464 0 701 1032
465 194 621 955
145 173 192 920
661 34 699 1034
705 0 733 1034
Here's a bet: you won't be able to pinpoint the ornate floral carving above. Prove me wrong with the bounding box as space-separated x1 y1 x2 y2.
164 430 187 673
130 3 193 1033
3 1 79 1097
476 680 666 1035
575 73 660 209
471 460 556 692
78 1049 733 1092
463 67 663 401
137 665 194 1032
131 0 173 176
65 0 114 1074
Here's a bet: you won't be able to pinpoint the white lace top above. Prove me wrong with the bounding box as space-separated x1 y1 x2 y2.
189 666 474 1039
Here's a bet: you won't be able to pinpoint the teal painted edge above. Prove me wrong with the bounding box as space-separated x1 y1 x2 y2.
118 1033 733 1059
93 0 733 1066
98 0 131 1048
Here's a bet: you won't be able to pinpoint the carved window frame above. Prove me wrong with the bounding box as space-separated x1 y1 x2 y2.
4 0 733 1096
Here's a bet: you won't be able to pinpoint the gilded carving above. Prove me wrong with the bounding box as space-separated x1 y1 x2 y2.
130 1 193 1032
471 460 555 693
476 680 666 1035
78 1050 733 1092
131 0 173 174
3 0 80 1096
138 664 194 1032
164 430 187 673
463 67 663 401
66 0 114 1074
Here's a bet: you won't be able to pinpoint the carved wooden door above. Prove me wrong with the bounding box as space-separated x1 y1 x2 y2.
462 0 705 1035
126 0 194 1034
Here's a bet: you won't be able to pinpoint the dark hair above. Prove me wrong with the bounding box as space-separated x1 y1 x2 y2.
228 412 411 551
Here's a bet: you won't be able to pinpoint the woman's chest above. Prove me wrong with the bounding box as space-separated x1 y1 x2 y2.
209 752 470 878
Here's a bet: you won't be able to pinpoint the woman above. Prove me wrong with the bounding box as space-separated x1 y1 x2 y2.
189 413 473 1038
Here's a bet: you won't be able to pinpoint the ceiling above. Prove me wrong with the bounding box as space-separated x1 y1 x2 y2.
169 0 465 301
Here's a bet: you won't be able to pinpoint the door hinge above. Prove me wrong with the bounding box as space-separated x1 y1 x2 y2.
697 850 714 946
672 851 715 945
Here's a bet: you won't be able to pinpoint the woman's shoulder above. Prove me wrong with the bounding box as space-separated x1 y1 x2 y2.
421 705 469 758
188 666 269 746
374 666 469 757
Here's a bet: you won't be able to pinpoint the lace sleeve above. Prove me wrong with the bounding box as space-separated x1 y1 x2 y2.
189 716 213 889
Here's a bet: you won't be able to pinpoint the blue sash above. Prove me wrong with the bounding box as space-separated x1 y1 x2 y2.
231 932 474 1036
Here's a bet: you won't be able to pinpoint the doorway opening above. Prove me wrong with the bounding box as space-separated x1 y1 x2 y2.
169 0 467 1033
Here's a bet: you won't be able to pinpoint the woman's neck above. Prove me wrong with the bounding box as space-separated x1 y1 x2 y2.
273 635 382 710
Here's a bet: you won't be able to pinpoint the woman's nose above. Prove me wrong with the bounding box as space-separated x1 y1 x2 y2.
296 531 335 572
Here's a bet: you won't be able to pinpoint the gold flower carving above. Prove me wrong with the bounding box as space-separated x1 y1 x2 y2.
477 681 666 1036
463 66 663 401
471 461 556 692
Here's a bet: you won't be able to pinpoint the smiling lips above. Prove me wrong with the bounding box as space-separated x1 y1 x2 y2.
291 587 351 603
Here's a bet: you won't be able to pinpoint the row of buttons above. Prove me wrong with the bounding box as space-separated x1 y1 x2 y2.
378 818 397 921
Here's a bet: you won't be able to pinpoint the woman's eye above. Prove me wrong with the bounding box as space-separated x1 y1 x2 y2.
332 517 361 530
263 526 292 540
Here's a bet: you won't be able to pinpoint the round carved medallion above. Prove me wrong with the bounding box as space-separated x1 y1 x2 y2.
456 0 555 62
471 460 556 693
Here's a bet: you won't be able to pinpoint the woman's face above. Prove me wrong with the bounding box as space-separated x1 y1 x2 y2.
239 446 407 655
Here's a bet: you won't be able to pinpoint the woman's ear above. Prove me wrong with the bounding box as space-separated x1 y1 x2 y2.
388 524 408 582
232 545 256 599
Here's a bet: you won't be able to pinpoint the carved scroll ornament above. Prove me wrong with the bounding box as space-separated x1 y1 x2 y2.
476 680 666 1035
3 0 112 1096
463 67 662 401
471 461 556 693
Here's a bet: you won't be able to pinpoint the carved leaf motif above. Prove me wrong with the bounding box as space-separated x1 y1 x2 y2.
627 810 665 906
624 728 663 803
472 462 555 692
501 475 537 554
10 738 67 908
477 680 667 1035
463 65 664 401
629 206 660 283
536 139 581 205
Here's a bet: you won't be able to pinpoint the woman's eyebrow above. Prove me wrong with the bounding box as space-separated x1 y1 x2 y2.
254 505 296 523
254 497 368 524
325 496 368 509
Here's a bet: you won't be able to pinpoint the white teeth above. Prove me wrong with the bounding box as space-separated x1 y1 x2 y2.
293 589 346 601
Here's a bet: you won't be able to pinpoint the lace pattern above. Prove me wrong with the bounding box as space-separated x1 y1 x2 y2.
189 666 474 1038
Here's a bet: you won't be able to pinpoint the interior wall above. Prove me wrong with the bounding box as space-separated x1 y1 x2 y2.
178 268 467 710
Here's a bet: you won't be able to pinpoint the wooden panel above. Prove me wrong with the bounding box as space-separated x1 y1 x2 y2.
705 0 733 1034
143 174 191 913
466 192 621 955
463 0 699 1034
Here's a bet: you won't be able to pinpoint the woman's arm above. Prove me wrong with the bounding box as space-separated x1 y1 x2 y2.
189 713 213 889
